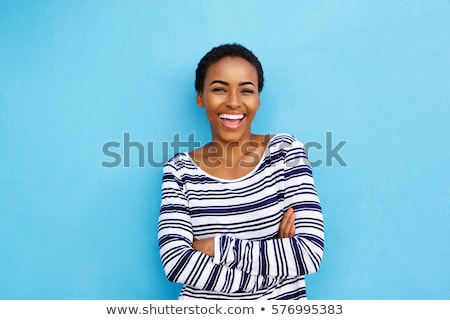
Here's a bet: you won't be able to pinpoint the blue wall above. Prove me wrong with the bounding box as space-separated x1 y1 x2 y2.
1 0 449 299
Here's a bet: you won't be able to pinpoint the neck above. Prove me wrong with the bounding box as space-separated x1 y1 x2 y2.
210 131 255 156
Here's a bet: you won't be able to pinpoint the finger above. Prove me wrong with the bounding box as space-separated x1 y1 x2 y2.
287 211 295 233
279 209 293 238
284 209 294 229
284 210 295 238
290 221 295 237
290 210 296 237
278 212 288 234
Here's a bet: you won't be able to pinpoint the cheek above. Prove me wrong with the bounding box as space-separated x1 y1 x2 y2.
203 94 222 108
204 106 219 122
247 97 260 111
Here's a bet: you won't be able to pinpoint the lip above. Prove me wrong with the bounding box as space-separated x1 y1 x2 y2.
218 113 245 129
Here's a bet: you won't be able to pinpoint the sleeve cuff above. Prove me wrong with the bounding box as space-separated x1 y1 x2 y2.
213 235 221 264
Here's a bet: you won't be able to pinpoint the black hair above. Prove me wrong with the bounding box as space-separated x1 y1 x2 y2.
195 43 264 93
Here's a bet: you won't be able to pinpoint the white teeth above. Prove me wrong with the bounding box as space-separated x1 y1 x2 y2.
219 114 244 120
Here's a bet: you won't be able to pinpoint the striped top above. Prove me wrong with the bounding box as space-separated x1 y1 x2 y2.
158 133 324 300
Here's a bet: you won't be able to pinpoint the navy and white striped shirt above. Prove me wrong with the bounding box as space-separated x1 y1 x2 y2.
158 133 324 299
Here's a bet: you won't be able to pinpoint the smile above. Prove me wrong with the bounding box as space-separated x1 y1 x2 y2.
219 113 245 129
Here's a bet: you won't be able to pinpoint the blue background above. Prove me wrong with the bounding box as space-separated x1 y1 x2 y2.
1 0 449 299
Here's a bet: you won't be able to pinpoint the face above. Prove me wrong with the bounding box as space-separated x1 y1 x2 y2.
196 56 260 144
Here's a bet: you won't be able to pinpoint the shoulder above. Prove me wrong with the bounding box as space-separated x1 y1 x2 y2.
266 133 309 167
163 153 194 174
269 133 305 150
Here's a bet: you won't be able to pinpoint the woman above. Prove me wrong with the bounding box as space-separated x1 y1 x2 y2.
158 43 324 299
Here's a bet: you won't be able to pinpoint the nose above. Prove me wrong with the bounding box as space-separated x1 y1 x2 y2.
226 90 241 108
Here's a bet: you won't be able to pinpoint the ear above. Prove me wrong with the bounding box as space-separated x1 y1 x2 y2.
196 92 204 107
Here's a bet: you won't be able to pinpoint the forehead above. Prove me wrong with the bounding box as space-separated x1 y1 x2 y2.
205 56 258 81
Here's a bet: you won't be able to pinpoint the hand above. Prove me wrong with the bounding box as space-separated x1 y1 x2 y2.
192 237 214 257
278 207 295 238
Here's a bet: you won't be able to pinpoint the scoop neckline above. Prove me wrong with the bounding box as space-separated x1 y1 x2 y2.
183 134 280 183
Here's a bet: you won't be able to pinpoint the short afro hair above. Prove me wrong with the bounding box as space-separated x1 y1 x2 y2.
195 43 264 93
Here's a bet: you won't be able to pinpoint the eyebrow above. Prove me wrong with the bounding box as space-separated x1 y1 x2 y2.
209 80 256 87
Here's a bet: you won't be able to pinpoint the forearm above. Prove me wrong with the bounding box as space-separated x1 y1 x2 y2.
190 204 323 278
214 220 323 278
192 208 297 259
158 213 278 293
192 238 214 257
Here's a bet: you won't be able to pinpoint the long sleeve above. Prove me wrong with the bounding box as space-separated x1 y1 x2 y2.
158 158 280 294
213 139 324 277
158 134 324 299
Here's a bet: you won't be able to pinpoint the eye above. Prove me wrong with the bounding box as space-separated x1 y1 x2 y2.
241 88 255 94
212 87 226 93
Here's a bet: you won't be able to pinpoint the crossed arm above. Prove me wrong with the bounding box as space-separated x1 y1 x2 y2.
192 207 296 256
159 139 324 291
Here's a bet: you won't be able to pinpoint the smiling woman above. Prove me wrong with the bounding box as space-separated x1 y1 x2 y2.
197 57 259 140
192 55 264 179
157 43 324 300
